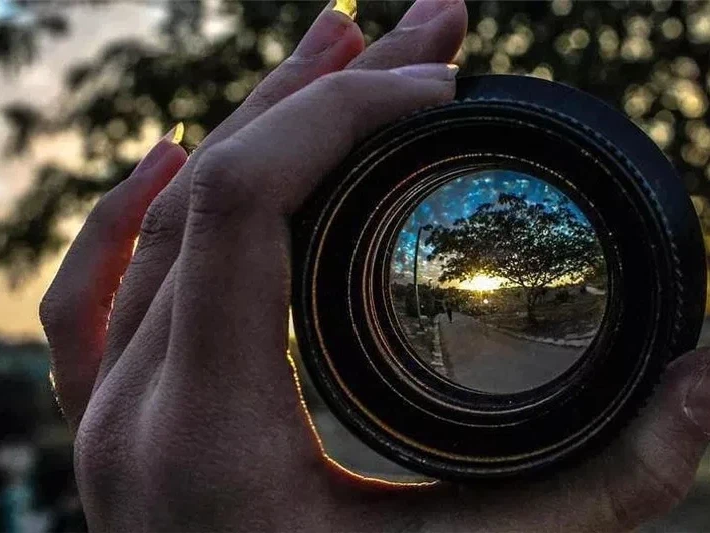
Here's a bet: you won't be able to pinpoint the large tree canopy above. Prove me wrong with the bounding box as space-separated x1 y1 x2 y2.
426 192 604 321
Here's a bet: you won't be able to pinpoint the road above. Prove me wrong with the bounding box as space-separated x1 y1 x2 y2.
438 312 584 393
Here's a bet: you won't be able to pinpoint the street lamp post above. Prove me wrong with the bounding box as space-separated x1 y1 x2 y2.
413 224 433 329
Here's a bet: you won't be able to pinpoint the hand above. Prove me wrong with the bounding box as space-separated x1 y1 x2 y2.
39 1 709 531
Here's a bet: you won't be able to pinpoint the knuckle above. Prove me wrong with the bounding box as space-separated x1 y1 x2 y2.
39 290 72 335
246 59 312 109
73 402 134 504
140 180 188 237
244 76 285 115
140 196 170 238
85 183 139 239
189 142 259 220
133 183 189 260
311 71 353 102
38 293 56 331
308 72 361 132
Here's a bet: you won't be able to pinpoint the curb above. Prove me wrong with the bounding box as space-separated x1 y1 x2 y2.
486 322 595 348
430 314 448 377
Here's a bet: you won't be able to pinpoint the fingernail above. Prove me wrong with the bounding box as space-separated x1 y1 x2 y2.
141 124 182 169
683 361 710 436
163 122 184 145
390 63 459 81
294 2 351 58
333 0 357 20
398 0 458 29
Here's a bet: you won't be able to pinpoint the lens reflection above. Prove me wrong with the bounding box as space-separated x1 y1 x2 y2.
389 170 607 394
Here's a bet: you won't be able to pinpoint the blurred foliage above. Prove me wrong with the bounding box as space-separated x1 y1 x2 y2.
0 0 69 72
3 0 710 283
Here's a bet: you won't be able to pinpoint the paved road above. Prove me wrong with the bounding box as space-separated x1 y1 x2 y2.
438 312 585 393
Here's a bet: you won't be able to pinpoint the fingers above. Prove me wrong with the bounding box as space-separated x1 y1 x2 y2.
348 0 467 70
595 348 710 531
102 5 364 367
159 68 456 469
188 67 457 219
39 136 186 432
216 7 365 138
105 0 468 370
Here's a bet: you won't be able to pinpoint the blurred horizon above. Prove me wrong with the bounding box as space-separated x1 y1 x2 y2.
4 0 710 342
0 2 162 343
3 0 710 344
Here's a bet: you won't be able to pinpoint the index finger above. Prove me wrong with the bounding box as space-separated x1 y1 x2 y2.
101 3 364 375
161 67 456 468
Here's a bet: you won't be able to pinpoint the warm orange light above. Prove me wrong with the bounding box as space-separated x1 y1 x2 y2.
455 274 505 292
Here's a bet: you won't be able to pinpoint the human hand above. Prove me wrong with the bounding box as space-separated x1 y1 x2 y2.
42 0 464 530
40 0 710 531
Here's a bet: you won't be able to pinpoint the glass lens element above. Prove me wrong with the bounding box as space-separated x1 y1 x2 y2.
389 170 607 393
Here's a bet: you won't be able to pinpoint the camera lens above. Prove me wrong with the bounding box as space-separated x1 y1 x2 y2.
291 75 706 480
390 170 607 394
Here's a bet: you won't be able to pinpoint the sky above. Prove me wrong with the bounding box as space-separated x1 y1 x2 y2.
390 170 591 285
0 3 163 341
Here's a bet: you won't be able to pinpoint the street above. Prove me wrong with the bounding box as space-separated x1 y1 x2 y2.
438 312 584 393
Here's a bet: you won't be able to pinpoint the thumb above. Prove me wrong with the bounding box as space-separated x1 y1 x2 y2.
601 347 710 530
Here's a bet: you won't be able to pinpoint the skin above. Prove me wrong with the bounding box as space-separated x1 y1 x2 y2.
40 1 710 531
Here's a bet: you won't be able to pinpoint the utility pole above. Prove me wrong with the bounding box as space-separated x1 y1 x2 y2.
413 224 432 329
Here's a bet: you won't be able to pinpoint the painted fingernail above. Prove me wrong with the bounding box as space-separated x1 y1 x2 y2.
164 122 184 145
390 63 459 81
398 0 458 29
333 0 357 20
294 2 351 57
683 361 710 435
141 124 183 169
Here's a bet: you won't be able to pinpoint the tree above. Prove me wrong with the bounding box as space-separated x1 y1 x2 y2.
3 1 710 284
426 193 604 324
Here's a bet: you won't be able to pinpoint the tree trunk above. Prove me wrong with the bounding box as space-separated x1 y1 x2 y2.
526 290 539 326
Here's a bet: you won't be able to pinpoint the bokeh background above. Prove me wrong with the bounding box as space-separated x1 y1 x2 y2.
2 0 710 531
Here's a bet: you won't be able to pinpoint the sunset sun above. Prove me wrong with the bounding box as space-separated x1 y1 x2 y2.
455 274 506 292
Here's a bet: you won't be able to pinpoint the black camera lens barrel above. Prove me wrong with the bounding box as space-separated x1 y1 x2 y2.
291 75 706 480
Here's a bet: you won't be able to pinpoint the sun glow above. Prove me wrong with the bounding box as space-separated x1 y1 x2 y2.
455 274 506 292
